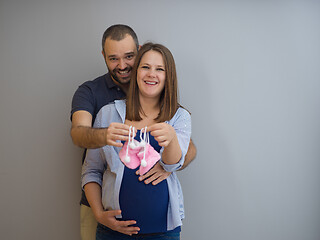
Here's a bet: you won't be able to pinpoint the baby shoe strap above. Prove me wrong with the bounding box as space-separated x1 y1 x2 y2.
125 126 133 163
140 126 148 167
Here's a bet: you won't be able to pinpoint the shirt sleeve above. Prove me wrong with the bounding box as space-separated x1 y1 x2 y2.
70 82 95 121
81 108 106 188
159 108 192 172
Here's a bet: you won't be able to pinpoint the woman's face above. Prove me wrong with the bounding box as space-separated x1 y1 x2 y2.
137 50 166 101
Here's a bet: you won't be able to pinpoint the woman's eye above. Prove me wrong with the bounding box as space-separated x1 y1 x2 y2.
157 68 165 71
141 66 149 69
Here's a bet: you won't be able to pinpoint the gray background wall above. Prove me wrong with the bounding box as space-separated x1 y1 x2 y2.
1 0 319 239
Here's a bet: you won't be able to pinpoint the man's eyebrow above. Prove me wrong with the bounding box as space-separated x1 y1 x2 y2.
107 52 135 58
124 51 135 56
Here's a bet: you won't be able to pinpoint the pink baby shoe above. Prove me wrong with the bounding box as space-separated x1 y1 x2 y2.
119 126 142 169
137 132 161 176
119 139 141 169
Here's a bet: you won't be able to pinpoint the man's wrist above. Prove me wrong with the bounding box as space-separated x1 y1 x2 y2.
93 208 104 222
103 127 108 146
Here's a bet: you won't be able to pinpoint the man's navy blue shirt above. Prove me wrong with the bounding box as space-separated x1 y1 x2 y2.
71 73 125 206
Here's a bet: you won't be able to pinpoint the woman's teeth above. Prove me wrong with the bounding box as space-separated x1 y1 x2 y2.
145 81 157 85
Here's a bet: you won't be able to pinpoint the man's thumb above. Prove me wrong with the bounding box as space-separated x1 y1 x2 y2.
108 209 121 216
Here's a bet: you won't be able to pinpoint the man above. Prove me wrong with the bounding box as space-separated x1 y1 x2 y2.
70 24 197 240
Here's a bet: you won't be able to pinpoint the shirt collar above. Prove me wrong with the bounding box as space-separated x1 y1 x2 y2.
114 99 126 123
105 73 119 89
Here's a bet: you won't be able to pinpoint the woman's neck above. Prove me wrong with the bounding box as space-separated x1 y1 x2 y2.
125 95 160 128
125 110 159 129
139 95 160 117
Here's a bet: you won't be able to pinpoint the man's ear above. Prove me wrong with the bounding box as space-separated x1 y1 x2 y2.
138 45 142 50
102 50 105 58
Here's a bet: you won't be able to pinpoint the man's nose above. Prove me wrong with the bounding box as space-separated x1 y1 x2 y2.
118 58 126 70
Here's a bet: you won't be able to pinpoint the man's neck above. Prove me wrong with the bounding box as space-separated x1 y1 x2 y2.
110 75 129 94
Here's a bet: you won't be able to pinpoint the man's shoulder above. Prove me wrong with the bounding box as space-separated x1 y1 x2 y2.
79 74 108 88
75 74 111 99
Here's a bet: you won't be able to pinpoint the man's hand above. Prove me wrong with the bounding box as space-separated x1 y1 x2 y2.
71 111 133 149
96 209 140 236
84 183 139 236
105 123 134 147
136 162 171 185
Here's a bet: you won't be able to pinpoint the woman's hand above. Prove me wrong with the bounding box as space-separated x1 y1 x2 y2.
148 123 182 165
148 123 176 147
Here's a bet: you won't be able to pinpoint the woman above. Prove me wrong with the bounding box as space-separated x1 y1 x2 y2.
82 43 191 240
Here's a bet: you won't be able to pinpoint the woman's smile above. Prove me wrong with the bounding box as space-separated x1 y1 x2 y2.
137 50 166 99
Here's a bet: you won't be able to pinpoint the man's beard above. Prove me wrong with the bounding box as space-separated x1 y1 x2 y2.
109 66 132 85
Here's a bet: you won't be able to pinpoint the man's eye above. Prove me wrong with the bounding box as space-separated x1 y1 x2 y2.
126 55 134 60
109 58 118 61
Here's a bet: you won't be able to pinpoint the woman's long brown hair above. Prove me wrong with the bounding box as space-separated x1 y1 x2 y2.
126 43 179 122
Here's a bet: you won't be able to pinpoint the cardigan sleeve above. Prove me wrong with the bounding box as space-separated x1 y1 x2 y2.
160 108 192 172
81 107 108 189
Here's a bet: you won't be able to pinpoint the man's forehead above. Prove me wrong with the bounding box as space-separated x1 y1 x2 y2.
107 51 135 58
105 35 137 56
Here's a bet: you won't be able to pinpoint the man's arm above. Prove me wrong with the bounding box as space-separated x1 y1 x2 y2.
178 138 197 171
71 110 107 148
84 182 140 236
70 110 129 149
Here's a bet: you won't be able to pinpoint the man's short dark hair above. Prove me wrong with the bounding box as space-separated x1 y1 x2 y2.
102 24 139 53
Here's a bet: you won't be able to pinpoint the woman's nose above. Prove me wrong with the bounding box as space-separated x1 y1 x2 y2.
148 69 156 78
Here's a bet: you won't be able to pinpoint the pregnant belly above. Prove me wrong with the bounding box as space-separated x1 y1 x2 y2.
119 167 169 234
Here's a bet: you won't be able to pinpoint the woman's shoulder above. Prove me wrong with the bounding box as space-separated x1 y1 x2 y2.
99 99 125 114
95 100 126 127
167 106 191 125
175 106 191 118
98 101 116 115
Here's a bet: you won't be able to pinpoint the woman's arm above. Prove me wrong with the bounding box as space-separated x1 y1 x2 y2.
148 123 181 165
148 108 192 167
